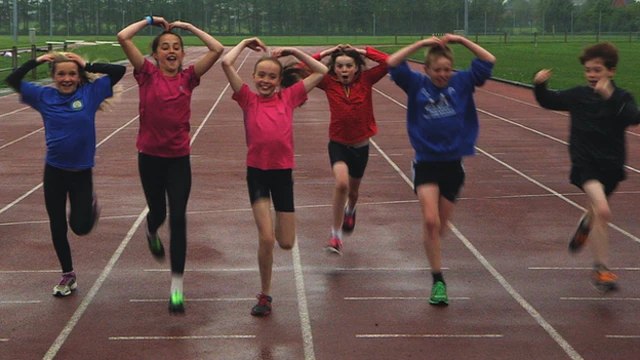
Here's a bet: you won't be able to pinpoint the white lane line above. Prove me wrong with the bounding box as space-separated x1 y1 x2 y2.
109 335 255 341
142 267 436 273
449 224 584 360
143 268 258 272
374 88 584 360
530 267 640 271
334 267 438 271
606 335 640 339
560 297 640 301
0 270 59 273
476 87 640 139
0 73 140 148
130 298 255 303
0 116 139 217
43 52 248 360
293 238 316 360
356 334 503 339
345 296 470 301
0 300 40 304
0 105 30 119
476 108 640 175
0 128 43 150
42 210 148 360
475 147 640 246
0 338 9 342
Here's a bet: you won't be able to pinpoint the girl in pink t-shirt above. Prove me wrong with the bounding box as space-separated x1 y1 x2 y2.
221 38 327 316
117 16 224 314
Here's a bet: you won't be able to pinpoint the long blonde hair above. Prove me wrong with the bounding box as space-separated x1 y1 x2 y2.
49 52 122 111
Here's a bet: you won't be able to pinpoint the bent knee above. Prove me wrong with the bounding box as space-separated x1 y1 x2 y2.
593 206 612 224
335 180 349 194
277 236 296 250
423 214 441 231
71 223 92 236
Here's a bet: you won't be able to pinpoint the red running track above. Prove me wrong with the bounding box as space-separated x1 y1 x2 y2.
0 46 639 360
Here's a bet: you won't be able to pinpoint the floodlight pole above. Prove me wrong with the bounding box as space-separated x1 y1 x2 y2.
373 12 376 37
12 0 18 43
50 0 53 38
464 0 468 38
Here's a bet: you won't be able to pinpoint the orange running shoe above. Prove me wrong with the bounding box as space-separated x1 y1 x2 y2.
591 265 618 293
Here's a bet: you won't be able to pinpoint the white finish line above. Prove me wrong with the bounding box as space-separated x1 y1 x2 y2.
356 334 503 339
109 335 255 341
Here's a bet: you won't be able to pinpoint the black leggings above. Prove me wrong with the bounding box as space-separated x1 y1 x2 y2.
43 164 96 273
138 153 191 275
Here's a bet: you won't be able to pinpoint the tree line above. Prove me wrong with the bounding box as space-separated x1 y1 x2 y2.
1 0 639 37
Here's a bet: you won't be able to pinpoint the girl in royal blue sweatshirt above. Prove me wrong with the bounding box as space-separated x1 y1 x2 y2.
387 34 495 306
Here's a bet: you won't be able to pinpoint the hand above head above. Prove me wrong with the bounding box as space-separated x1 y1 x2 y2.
594 76 614 99
423 36 445 48
36 53 56 64
271 47 295 58
243 38 268 52
150 16 171 31
64 52 86 68
440 33 464 45
168 21 191 31
534 69 552 84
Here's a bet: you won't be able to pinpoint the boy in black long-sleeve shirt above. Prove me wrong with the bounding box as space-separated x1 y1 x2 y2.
533 42 640 292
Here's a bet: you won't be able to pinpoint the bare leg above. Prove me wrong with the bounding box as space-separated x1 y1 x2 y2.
582 180 611 267
331 162 349 231
252 198 275 295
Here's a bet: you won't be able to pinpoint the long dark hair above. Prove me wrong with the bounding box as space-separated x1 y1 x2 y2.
326 48 366 76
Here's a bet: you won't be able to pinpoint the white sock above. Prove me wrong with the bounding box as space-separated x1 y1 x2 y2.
345 205 355 215
332 227 343 240
171 274 183 294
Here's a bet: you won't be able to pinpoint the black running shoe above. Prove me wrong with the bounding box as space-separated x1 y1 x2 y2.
569 213 590 253
251 293 272 316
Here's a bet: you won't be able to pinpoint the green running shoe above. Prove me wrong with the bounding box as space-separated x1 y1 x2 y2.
146 227 165 259
429 281 449 306
169 290 185 314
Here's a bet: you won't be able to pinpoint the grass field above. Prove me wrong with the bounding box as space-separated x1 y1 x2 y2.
1 34 640 96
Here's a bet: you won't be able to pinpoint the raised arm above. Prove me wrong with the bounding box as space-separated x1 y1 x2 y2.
271 47 328 93
441 34 496 63
169 21 224 77
65 52 126 86
4 58 40 92
312 44 343 60
533 69 570 111
117 16 170 71
386 37 444 67
221 38 268 93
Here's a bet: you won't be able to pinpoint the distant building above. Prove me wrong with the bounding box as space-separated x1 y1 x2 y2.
612 0 635 7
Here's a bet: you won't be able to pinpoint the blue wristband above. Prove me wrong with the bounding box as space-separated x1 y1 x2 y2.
145 16 153 25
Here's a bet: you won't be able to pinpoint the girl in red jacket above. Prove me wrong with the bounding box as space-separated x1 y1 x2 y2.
310 45 389 255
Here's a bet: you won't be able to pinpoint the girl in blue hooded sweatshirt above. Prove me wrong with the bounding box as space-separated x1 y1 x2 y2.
386 34 495 306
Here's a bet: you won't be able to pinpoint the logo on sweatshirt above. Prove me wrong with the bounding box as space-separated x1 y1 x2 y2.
421 90 456 119
71 100 84 111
